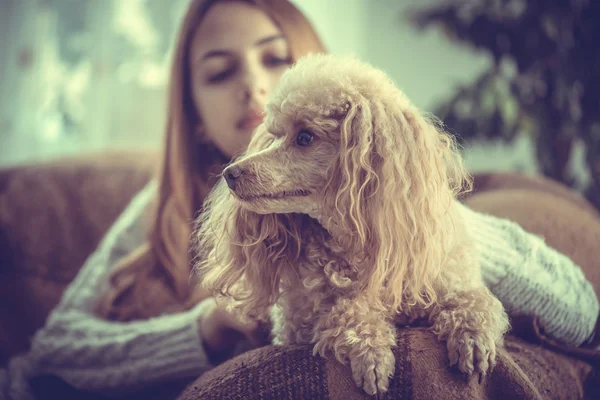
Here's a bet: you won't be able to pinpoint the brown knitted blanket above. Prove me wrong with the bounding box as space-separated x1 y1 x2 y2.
179 329 596 400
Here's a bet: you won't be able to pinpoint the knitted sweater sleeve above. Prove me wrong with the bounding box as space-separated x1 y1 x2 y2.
458 202 599 347
2 182 215 398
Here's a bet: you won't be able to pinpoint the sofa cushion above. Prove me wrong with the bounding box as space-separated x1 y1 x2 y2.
469 171 598 216
0 150 155 365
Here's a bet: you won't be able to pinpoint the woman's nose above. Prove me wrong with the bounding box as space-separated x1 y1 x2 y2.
239 83 267 103
239 69 267 103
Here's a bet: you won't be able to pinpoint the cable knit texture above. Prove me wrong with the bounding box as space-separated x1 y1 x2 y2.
1 182 215 400
458 202 599 347
1 187 598 399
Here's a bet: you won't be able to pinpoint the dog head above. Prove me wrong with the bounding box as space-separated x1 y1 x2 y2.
196 54 471 315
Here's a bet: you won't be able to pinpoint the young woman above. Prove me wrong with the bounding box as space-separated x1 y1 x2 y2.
1 0 597 398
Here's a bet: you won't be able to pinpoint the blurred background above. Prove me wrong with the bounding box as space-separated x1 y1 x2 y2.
0 0 598 207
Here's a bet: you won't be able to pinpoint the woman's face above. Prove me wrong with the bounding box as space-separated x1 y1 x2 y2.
189 2 292 159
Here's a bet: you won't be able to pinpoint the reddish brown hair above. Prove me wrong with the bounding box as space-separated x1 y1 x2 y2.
96 0 326 321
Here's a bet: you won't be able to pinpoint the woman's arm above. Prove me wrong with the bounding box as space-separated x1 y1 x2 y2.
458 202 599 347
2 182 216 399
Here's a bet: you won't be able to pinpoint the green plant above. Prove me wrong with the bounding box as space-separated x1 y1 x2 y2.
411 0 600 207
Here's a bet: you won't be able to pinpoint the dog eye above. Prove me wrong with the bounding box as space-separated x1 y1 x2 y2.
296 130 313 146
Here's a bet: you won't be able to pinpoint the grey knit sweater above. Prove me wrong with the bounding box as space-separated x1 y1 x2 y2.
1 182 598 399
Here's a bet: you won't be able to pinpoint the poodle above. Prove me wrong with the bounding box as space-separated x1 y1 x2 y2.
194 54 510 395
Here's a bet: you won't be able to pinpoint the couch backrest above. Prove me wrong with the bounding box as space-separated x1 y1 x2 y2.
0 150 156 365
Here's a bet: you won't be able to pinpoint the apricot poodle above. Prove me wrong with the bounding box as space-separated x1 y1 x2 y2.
194 54 510 395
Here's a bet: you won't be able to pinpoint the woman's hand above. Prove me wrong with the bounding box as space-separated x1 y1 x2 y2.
198 299 270 365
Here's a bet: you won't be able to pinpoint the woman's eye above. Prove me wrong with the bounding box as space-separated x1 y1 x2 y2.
207 69 234 83
265 56 291 67
296 130 313 146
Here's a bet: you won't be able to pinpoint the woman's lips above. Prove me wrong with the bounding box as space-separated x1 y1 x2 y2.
237 109 264 131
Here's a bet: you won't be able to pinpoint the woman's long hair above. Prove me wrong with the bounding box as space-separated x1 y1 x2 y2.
95 0 326 321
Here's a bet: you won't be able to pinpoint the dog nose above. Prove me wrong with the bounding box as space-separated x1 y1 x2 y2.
224 165 243 190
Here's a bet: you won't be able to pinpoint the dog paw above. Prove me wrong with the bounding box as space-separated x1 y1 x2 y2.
446 331 496 380
349 347 395 395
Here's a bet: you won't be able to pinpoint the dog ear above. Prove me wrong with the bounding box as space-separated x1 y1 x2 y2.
325 94 471 313
194 179 303 320
323 97 378 247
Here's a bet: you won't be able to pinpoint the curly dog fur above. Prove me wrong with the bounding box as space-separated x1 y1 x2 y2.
194 54 510 395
